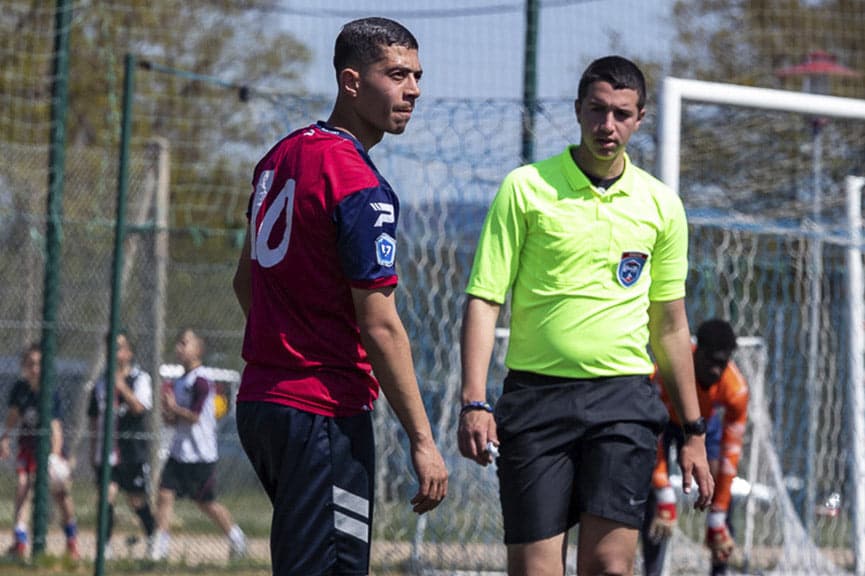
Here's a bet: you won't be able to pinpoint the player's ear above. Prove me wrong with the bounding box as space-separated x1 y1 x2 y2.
339 68 361 98
574 99 582 124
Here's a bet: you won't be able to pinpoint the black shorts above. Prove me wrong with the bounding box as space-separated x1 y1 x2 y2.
237 401 374 576
159 459 217 502
94 461 150 495
494 371 668 544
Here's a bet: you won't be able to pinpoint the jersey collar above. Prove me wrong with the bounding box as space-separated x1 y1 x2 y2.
316 120 371 160
561 145 635 197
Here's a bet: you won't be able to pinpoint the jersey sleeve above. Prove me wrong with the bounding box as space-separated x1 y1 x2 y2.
87 385 99 418
333 185 400 289
648 188 688 302
465 170 527 303
712 361 750 512
133 372 153 411
7 383 17 409
188 377 211 415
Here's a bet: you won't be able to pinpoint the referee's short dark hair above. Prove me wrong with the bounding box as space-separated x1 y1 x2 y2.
696 319 737 353
578 55 647 110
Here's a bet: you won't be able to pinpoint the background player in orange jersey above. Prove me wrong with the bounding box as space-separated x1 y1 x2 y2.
641 318 749 575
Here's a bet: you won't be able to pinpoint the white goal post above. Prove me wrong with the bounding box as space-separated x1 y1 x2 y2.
658 77 865 576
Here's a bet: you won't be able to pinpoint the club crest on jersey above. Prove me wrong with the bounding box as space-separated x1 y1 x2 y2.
375 233 397 267
617 251 648 287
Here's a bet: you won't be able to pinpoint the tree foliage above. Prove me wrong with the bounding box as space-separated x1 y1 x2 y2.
1 1 310 147
1 1 311 231
667 0 865 219
671 0 864 95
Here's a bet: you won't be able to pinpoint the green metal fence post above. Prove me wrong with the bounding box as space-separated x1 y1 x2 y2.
94 52 135 576
521 0 539 165
33 0 73 557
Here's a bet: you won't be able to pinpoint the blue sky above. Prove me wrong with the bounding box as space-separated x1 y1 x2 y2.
276 0 676 99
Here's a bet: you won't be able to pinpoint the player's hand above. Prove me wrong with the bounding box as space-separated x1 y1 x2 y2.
409 440 448 514
457 409 497 466
115 372 131 394
678 434 714 510
648 486 677 543
0 437 10 459
161 389 178 423
161 388 176 411
706 512 734 563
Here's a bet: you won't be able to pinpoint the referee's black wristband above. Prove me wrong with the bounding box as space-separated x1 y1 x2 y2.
460 401 493 417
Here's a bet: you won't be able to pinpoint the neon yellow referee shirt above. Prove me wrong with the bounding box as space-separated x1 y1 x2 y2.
466 147 688 378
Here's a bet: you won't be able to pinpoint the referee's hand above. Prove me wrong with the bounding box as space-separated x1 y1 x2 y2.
409 439 448 514
458 410 498 466
679 434 715 510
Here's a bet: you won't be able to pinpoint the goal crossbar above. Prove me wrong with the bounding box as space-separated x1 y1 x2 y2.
657 77 865 195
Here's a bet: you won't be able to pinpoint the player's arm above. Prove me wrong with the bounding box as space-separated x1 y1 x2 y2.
457 296 500 465
648 298 713 509
0 407 20 459
86 389 99 463
163 380 207 425
50 418 64 457
232 229 252 318
704 375 748 564
115 372 148 415
711 369 749 511
648 434 679 542
351 285 448 514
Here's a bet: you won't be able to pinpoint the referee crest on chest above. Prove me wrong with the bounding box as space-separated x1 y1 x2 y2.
617 251 648 287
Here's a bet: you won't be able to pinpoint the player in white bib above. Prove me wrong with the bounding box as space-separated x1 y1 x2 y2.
150 328 247 561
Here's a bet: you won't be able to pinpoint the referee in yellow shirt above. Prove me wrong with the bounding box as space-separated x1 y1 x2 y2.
457 55 714 576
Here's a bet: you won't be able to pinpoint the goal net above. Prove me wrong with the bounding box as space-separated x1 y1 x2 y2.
663 337 846 576
656 78 865 575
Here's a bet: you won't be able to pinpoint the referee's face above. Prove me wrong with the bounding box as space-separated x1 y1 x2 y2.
575 80 644 168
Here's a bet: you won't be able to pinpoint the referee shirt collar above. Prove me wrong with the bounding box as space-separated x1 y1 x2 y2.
561 145 635 197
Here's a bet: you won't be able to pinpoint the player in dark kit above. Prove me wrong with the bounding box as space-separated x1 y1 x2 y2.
233 16 447 576
88 332 156 557
1 343 79 560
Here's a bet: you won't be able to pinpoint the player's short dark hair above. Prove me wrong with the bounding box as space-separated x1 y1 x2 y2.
20 342 41 364
578 55 647 110
178 327 206 354
117 328 134 353
333 17 418 75
696 319 738 353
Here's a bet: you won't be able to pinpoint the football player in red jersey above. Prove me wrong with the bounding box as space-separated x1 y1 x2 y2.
233 17 447 575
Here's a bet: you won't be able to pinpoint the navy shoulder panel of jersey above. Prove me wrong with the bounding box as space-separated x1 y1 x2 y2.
334 184 401 282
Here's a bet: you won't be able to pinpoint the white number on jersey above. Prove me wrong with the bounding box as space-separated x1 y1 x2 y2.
250 169 296 268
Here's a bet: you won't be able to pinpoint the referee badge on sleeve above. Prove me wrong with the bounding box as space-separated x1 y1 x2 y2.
617 251 648 287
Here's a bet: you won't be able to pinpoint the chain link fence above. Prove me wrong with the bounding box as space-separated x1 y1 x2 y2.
3 1 865 573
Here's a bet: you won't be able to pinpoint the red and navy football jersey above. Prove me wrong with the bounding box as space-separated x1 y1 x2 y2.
238 122 400 417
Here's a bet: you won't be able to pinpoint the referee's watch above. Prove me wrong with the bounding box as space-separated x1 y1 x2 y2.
682 417 707 437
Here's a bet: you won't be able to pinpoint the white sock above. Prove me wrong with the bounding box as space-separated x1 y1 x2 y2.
228 524 245 546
